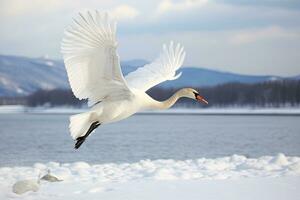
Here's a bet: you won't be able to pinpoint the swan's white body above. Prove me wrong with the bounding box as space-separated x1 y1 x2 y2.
61 10 207 146
87 89 152 125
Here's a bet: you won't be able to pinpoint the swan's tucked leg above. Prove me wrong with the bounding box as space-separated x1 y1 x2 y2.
75 121 101 149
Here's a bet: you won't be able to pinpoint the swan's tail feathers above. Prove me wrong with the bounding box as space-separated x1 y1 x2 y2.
69 112 93 140
75 121 100 149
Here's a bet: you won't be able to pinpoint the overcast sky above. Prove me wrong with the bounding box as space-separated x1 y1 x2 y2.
0 0 299 76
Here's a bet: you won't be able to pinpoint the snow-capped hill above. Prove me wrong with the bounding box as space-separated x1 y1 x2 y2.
157 67 282 88
0 55 298 96
0 55 68 96
290 75 300 80
268 76 280 81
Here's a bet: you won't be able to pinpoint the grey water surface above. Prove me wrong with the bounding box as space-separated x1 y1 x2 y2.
0 113 300 166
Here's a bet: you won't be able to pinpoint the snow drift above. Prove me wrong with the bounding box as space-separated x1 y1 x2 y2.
0 153 300 199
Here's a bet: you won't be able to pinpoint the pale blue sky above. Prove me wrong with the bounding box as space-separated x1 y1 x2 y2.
0 0 299 76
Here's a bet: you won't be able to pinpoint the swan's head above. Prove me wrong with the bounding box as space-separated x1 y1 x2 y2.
180 88 208 104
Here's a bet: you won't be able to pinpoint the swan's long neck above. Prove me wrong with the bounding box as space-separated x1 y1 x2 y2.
149 90 183 110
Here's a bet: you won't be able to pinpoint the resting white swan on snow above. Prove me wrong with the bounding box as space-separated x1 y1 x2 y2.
61 10 208 149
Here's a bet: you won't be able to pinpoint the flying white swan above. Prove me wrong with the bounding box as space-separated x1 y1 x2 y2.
61 10 208 149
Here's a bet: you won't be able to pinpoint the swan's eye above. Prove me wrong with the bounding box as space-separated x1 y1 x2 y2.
193 92 199 98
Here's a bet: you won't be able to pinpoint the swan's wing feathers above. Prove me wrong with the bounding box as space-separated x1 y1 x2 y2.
61 10 131 106
125 41 185 92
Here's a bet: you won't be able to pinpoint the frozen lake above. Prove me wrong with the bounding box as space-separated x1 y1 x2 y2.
0 113 300 166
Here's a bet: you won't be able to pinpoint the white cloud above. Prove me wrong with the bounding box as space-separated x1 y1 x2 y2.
229 26 300 45
157 0 208 14
0 0 299 76
0 0 64 16
118 29 300 76
109 5 139 21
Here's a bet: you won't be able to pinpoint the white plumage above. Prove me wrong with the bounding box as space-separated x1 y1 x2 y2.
125 41 185 92
61 11 130 107
61 10 208 149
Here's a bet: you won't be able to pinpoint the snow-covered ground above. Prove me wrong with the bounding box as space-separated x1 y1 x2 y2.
140 107 300 115
0 105 28 113
1 154 300 200
1 105 300 115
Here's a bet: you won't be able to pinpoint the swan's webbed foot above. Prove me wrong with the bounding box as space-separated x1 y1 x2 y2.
75 121 100 149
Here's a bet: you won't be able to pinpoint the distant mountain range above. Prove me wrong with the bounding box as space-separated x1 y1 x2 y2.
0 55 68 96
0 54 297 96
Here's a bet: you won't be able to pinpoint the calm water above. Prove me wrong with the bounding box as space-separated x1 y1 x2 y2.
0 113 300 166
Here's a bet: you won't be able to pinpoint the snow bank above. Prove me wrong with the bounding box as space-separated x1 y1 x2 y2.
0 105 28 113
141 107 300 115
1 154 300 199
1 105 300 115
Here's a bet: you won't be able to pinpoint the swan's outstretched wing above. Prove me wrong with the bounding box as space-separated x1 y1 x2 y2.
61 10 131 106
125 41 185 92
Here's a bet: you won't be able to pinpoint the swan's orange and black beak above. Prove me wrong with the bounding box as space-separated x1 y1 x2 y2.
194 92 208 104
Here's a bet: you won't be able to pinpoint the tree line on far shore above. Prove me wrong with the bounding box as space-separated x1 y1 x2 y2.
1 80 299 107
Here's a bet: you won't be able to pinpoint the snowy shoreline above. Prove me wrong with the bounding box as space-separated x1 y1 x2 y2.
1 154 300 199
1 105 300 115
